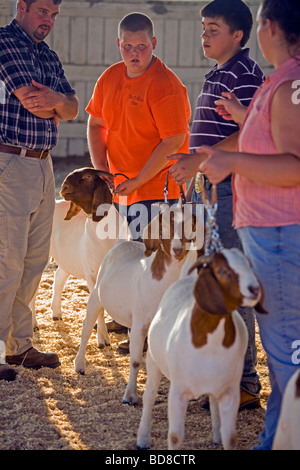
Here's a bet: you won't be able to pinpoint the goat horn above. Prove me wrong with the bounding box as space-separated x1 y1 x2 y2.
96 170 115 179
188 255 212 275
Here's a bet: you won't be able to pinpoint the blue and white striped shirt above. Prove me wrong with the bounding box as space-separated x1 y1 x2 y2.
189 48 265 152
0 20 75 151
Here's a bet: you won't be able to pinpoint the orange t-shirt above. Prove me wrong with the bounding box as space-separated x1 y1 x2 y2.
86 57 191 205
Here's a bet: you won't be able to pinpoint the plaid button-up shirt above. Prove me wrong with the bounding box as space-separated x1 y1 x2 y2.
0 20 75 151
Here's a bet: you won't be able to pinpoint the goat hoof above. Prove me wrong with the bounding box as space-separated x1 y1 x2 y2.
33 325 39 332
53 316 62 321
136 444 150 450
122 397 138 406
74 359 86 375
97 340 110 349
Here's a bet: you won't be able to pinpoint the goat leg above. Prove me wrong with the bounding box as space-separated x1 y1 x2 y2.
217 388 239 450
167 384 188 450
137 352 162 449
122 325 147 405
209 395 221 444
75 289 107 374
51 267 69 320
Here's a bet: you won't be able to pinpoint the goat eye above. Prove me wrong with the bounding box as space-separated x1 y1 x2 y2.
218 267 231 277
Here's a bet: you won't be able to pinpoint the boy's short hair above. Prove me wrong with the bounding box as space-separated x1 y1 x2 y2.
118 12 155 38
201 0 253 47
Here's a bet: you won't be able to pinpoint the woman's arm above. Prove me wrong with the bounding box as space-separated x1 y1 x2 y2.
199 81 300 186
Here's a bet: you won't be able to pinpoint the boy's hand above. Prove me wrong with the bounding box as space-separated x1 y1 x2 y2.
215 92 247 126
167 152 206 185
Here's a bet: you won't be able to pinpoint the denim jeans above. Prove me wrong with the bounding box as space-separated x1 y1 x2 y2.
238 224 300 450
114 198 178 242
192 179 261 397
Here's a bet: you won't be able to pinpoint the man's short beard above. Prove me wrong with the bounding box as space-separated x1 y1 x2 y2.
33 26 50 41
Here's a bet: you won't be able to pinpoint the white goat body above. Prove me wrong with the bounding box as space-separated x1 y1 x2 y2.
137 248 267 450
273 368 300 450
75 203 204 405
49 199 117 317
31 167 123 327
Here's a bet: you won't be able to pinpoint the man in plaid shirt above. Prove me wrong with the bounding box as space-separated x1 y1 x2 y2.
0 0 78 381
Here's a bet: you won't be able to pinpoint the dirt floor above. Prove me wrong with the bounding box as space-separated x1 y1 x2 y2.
0 156 270 451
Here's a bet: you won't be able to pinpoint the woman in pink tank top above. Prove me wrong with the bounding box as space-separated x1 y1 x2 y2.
198 0 300 450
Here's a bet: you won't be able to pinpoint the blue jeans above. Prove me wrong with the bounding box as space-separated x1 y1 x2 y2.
238 225 300 450
192 179 261 397
114 198 178 242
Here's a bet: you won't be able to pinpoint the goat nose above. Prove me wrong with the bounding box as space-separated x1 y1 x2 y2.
173 247 183 257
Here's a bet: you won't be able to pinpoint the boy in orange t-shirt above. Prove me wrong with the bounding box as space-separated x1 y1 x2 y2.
86 12 191 241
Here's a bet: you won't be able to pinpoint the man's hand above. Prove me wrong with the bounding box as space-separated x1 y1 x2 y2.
16 79 78 120
21 79 59 113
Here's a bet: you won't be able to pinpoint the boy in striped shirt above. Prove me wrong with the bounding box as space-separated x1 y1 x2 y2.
169 0 264 411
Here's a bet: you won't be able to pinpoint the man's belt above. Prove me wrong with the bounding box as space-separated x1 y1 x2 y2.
0 144 50 159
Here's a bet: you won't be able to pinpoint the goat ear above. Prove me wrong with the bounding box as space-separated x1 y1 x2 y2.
194 266 230 316
143 212 162 257
64 201 82 220
92 179 113 222
255 280 268 314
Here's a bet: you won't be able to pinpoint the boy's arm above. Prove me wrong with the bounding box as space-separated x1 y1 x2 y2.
87 115 110 171
115 133 186 196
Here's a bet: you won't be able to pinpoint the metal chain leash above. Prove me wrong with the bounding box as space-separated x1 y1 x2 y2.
195 172 224 256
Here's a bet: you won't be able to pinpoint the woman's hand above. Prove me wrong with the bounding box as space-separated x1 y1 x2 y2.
199 146 235 184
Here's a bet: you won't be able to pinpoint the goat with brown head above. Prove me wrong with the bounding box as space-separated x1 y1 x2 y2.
143 203 200 280
137 247 268 451
188 248 267 316
188 248 267 348
60 168 114 221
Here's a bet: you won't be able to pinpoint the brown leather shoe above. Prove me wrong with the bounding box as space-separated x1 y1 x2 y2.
201 389 261 412
106 320 128 334
116 339 130 355
6 347 61 370
0 364 17 381
116 338 148 355
239 390 261 411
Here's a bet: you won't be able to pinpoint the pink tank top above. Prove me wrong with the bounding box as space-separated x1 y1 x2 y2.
233 55 300 228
